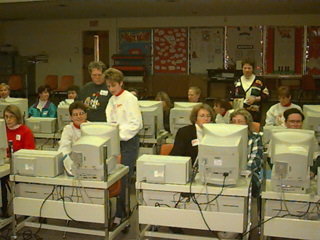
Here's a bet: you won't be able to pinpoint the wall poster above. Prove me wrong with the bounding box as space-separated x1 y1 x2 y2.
307 26 320 74
227 26 263 75
153 28 188 74
189 27 224 74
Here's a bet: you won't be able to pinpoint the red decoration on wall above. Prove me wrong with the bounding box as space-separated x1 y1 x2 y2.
295 27 303 74
307 26 320 74
266 27 274 74
153 28 188 74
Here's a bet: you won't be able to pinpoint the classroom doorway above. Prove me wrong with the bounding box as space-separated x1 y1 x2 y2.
82 31 109 85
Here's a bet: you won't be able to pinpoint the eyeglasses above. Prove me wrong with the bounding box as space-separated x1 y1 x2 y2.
287 120 302 124
4 115 15 119
197 115 211 119
91 74 102 78
230 120 247 124
72 112 86 117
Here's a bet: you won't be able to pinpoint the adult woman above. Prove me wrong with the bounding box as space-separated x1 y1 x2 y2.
231 58 269 122
4 105 35 153
170 103 214 165
155 91 173 132
104 67 142 227
0 83 11 101
230 108 263 197
28 85 57 118
188 86 201 103
79 61 112 122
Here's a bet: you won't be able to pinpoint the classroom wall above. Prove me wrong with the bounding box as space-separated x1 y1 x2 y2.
1 14 318 97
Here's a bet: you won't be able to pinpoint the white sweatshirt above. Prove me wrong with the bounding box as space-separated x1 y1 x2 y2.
215 109 234 124
106 90 142 141
265 103 302 126
58 123 81 156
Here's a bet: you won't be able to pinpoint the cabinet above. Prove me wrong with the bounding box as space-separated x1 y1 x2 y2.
112 54 147 82
0 53 36 96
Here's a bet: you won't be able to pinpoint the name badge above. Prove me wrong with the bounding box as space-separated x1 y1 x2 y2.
16 134 21 141
191 139 199 147
100 90 109 96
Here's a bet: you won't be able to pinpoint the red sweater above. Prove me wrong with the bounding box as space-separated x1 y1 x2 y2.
6 124 35 152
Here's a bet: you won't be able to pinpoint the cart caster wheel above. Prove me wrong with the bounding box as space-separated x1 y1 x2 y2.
121 224 130 234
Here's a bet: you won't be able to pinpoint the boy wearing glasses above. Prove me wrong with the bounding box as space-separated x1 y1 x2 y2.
58 101 87 175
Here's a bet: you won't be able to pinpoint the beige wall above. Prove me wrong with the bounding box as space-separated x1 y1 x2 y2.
1 14 318 96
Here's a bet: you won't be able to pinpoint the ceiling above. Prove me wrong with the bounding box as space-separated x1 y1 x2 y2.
0 0 319 21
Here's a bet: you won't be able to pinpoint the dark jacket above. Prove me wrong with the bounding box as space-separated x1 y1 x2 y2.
170 124 198 165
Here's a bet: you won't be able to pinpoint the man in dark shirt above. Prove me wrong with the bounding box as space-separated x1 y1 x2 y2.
79 61 112 122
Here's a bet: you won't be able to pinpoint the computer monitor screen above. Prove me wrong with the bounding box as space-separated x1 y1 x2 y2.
302 105 320 132
270 129 315 193
0 98 28 120
262 125 285 147
138 100 164 138
80 122 120 158
0 119 7 149
57 104 71 132
198 123 248 185
169 102 202 136
70 122 120 180
0 119 8 165
174 102 201 108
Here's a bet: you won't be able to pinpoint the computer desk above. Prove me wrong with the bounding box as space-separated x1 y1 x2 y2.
10 165 130 240
136 176 252 240
0 164 14 229
260 180 320 240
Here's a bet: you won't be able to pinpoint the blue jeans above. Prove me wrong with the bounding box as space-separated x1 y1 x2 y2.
116 134 139 218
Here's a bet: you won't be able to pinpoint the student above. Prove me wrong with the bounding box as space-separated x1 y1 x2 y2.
230 58 269 122
66 85 80 100
104 67 142 228
230 108 263 197
58 101 87 175
283 108 320 178
28 85 57 118
188 86 201 103
79 61 112 122
4 105 35 153
170 103 214 165
213 98 234 124
265 86 301 126
58 85 80 108
0 83 11 101
155 91 173 132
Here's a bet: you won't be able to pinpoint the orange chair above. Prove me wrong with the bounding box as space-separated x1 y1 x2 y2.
54 75 74 94
109 155 122 197
160 143 174 155
44 75 58 90
7 75 24 97
298 74 319 102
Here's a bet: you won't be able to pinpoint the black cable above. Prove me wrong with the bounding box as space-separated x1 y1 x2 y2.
188 168 224 239
61 186 79 222
34 185 56 236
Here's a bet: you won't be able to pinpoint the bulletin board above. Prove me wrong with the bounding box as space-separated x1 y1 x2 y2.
118 29 151 55
189 27 224 74
266 26 303 74
153 28 188 74
307 26 320 74
226 26 263 75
